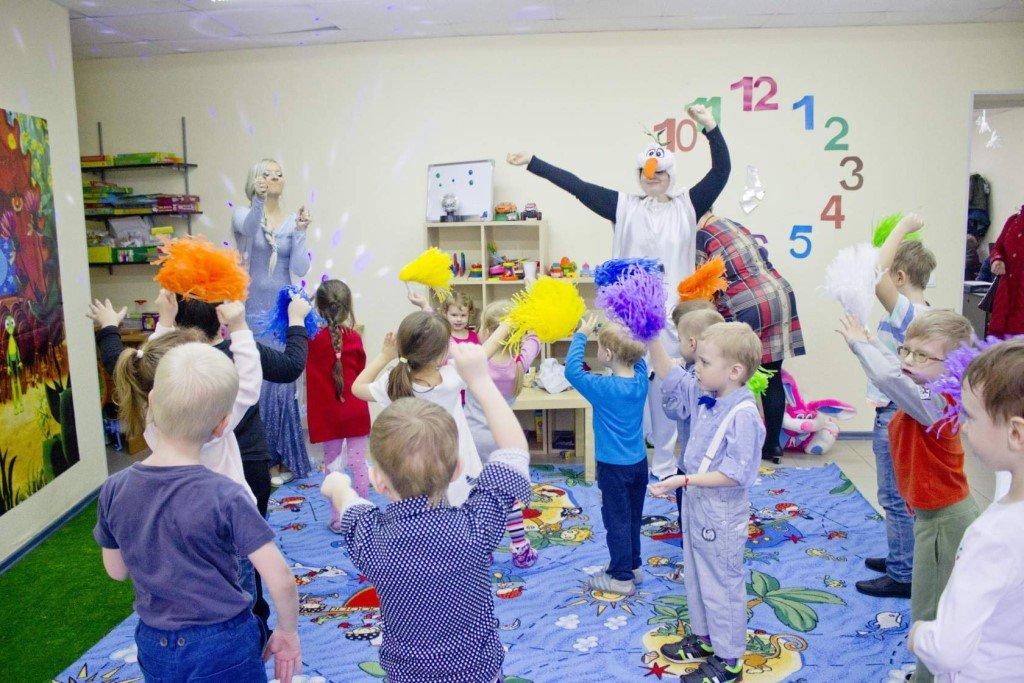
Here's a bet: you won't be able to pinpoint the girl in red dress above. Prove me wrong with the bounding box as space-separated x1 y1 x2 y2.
988 207 1024 338
308 279 371 531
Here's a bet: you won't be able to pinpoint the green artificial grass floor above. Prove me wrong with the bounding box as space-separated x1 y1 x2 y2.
0 500 135 681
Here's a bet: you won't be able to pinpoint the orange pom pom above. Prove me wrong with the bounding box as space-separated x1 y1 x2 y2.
153 236 249 303
677 256 727 302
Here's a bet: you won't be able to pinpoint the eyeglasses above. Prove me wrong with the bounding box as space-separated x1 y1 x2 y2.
896 345 946 365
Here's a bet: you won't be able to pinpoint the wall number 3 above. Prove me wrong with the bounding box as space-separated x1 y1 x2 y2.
789 225 813 259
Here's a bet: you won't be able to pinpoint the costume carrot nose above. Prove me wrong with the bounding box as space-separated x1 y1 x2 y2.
642 157 658 180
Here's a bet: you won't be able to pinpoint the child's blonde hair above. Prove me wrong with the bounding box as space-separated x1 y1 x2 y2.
671 299 716 326
905 310 975 355
439 291 476 321
678 308 726 342
151 342 239 444
480 300 526 397
369 397 459 507
387 311 452 400
699 322 762 382
597 322 646 366
964 339 1024 424
113 328 205 439
891 241 937 290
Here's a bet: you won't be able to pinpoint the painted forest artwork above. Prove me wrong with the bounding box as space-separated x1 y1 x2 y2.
0 107 77 516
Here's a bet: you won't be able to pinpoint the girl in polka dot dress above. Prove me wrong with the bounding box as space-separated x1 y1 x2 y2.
352 311 482 506
324 343 531 683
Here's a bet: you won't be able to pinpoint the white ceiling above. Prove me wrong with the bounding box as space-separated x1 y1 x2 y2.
57 0 1024 60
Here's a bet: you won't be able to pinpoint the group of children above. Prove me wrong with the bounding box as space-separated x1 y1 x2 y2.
87 215 1024 682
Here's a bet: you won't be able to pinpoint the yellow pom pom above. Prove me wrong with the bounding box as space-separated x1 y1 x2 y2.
505 277 586 349
399 247 453 300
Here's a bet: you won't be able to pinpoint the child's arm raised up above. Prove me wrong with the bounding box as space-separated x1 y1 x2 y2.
647 337 678 381
481 321 513 359
454 343 528 457
351 332 398 402
87 298 128 376
876 213 924 314
217 301 262 431
564 316 600 398
260 295 311 384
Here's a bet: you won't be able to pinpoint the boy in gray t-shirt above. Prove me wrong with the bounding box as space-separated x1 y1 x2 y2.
94 339 302 682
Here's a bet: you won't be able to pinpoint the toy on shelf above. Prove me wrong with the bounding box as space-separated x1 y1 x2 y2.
468 263 483 278
450 251 468 277
580 262 592 278
499 260 518 281
521 202 542 220
494 202 519 221
441 193 459 222
780 370 856 454
549 262 564 278
557 257 578 279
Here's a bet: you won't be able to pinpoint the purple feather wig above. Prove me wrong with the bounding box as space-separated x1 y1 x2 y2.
928 334 1024 430
593 258 662 288
595 265 667 342
256 284 326 343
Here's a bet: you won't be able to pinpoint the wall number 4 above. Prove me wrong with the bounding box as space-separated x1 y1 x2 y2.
821 195 845 229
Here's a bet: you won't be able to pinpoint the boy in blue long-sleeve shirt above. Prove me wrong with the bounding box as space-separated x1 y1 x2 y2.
565 317 649 596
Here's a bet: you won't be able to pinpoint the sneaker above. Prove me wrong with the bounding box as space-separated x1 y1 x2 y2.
270 471 295 487
680 656 743 682
589 572 636 596
602 565 643 584
855 575 911 598
511 545 538 569
659 633 714 662
865 557 887 573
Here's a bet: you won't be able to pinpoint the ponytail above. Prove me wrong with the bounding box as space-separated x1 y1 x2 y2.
386 361 416 400
385 311 451 402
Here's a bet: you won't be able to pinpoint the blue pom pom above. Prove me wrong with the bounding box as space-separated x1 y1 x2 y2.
593 258 662 288
255 285 325 343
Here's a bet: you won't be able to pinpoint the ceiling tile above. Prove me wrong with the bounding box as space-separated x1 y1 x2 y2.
70 16 139 44
99 10 242 41
207 5 331 35
57 0 189 18
73 40 167 59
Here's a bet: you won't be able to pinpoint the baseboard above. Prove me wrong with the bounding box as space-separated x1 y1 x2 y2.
0 487 100 576
838 431 872 440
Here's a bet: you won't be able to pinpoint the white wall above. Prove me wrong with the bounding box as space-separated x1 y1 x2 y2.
73 22 1024 431
0 0 105 564
971 106 1024 245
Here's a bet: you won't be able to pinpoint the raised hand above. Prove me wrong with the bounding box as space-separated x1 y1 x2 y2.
254 178 269 198
506 152 533 167
287 294 312 326
87 298 127 329
295 205 311 232
380 331 399 361
836 313 870 344
216 300 248 333
450 342 490 385
686 104 717 131
154 289 178 326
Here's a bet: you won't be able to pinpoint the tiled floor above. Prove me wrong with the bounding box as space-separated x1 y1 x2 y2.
775 438 997 512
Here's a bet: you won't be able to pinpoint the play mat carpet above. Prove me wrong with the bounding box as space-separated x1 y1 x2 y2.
57 463 917 682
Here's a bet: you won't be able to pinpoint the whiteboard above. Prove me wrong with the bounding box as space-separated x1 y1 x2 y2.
426 159 494 221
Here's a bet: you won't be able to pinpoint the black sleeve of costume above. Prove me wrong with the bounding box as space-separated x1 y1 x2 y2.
97 326 125 377
259 326 308 384
688 127 731 218
526 156 618 223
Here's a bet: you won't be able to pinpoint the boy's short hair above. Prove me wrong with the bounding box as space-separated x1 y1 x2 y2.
699 322 762 382
671 299 715 326
369 397 458 507
597 322 646 366
151 342 239 444
175 296 220 340
964 339 1024 424
678 308 726 341
891 241 937 290
905 309 975 355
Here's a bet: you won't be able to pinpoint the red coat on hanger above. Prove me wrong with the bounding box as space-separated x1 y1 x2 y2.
988 207 1024 337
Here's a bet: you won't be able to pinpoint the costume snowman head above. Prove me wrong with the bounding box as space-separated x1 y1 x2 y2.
636 144 676 197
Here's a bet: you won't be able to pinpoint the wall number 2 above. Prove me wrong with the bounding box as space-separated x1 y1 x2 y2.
789 225 813 259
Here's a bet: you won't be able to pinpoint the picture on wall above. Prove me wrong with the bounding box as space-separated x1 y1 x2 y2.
0 107 77 517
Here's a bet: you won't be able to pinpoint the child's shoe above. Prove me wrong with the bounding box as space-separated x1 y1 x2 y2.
661 632 714 662
679 655 743 682
590 572 636 596
511 544 538 569
602 565 643 584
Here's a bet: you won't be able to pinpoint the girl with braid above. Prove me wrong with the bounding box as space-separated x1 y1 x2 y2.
307 279 371 531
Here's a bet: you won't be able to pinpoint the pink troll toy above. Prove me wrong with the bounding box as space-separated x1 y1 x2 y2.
780 370 856 454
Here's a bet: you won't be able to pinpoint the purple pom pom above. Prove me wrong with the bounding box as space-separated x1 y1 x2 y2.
254 284 326 343
594 258 661 288
928 334 1024 431
595 265 667 342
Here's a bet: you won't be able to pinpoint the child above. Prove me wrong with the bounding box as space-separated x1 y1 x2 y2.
466 301 541 568
654 306 726 526
94 343 301 682
409 289 479 344
307 279 371 530
909 339 1024 680
352 311 482 506
322 343 531 683
648 322 766 683
840 310 980 683
860 213 933 599
565 317 649 596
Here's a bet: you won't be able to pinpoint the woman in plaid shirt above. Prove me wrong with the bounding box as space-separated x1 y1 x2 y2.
697 213 805 463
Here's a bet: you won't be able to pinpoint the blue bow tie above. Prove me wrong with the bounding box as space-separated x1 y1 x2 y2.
698 395 717 410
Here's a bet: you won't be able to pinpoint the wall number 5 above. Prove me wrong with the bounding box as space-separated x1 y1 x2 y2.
789 225 813 259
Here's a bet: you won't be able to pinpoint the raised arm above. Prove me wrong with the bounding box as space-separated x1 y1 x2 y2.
508 152 618 223
351 332 398 402
453 343 529 457
481 322 512 358
564 317 600 398
647 337 678 380
262 296 311 383
876 214 924 313
218 302 263 431
288 219 311 279
687 105 730 217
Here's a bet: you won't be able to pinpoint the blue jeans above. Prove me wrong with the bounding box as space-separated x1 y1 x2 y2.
873 403 915 583
597 459 648 581
135 610 267 682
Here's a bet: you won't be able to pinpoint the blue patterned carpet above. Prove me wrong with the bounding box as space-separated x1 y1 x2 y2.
57 463 915 682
